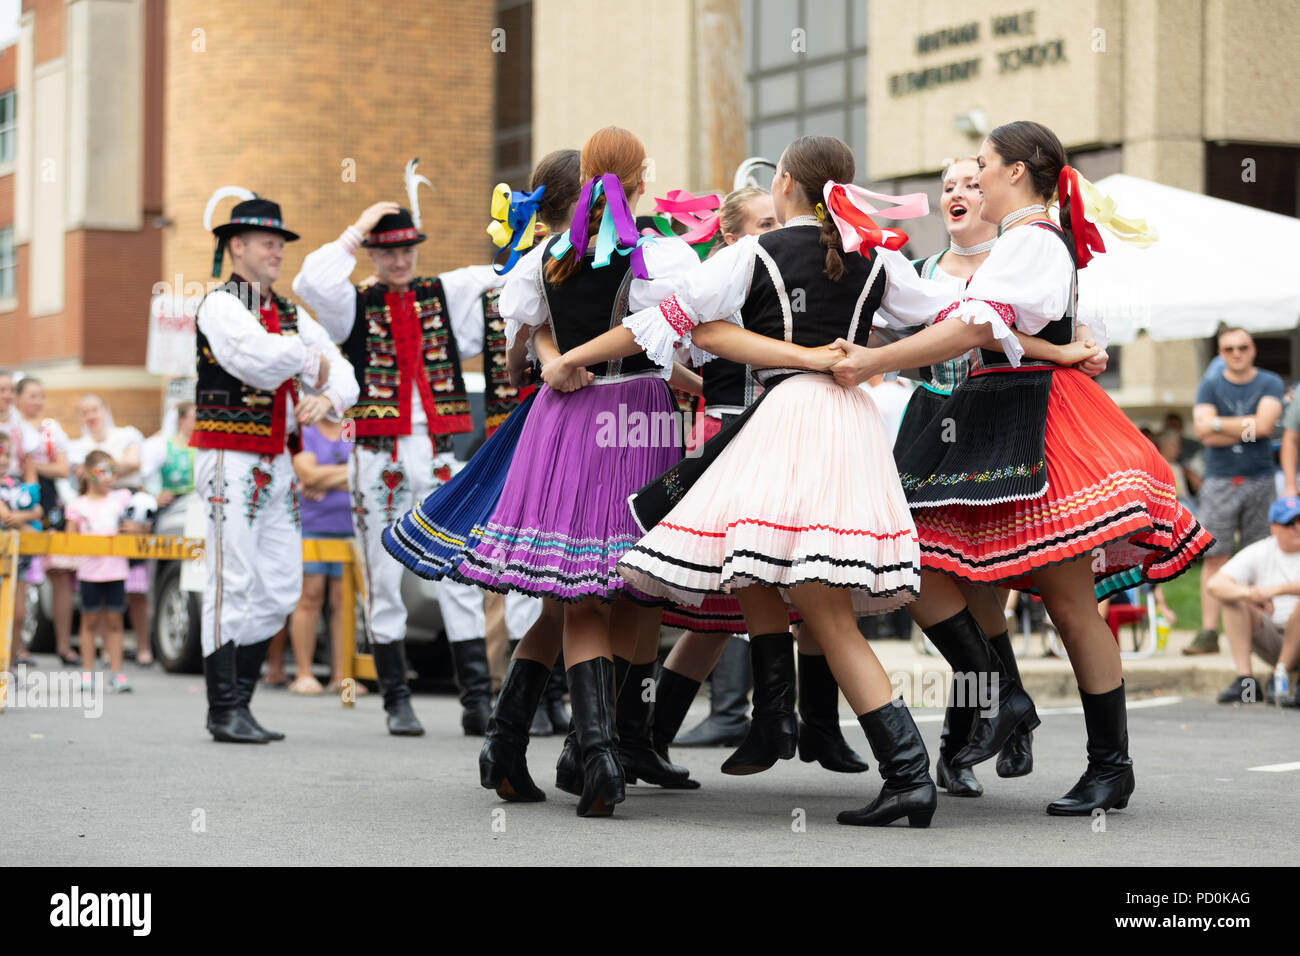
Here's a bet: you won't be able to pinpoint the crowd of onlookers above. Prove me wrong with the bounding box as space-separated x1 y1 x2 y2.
5 328 1300 707
1 367 355 696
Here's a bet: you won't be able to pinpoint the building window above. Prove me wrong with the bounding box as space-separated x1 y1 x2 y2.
493 0 533 193
0 90 14 166
0 227 15 301
745 0 868 180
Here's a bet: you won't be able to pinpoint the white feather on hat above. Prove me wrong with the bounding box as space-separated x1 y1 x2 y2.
203 186 257 232
404 159 433 230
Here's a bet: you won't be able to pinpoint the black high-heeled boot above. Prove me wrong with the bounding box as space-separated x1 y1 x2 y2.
568 657 626 817
235 638 284 741
836 698 938 827
721 633 798 775
617 661 699 789
204 642 268 744
923 610 1040 769
543 655 570 730
479 658 549 802
373 640 425 736
990 631 1034 777
555 723 583 796
1046 681 1135 816
675 634 750 747
507 639 553 737
935 683 982 797
650 665 701 765
797 653 870 773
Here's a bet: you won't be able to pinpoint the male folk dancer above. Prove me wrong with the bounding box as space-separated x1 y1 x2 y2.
294 173 533 735
195 191 358 743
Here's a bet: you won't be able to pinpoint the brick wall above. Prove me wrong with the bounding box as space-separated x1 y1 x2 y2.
164 0 497 307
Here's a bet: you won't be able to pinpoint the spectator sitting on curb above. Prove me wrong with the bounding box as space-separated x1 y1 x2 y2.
1205 496 1300 706
1187 328 1285 656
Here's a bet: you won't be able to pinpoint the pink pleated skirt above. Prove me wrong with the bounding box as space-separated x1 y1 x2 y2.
618 372 920 616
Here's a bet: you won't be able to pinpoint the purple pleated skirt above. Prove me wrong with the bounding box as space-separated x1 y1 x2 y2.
453 375 681 602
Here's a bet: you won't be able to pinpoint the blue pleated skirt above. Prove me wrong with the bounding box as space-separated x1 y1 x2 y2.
383 391 537 580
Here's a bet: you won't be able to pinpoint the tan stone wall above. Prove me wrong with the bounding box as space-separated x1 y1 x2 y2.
163 0 496 298
1204 0 1300 145
868 0 1121 181
532 0 746 197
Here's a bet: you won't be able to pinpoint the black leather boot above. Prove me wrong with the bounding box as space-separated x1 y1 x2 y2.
676 634 751 747
555 724 583 795
373 641 425 736
935 683 983 797
480 658 549 802
568 657 626 817
450 638 493 736
797 653 870 773
205 642 268 744
721 633 797 775
234 638 283 741
1047 682 1135 816
836 698 938 827
923 610 1040 770
990 631 1034 777
650 665 701 765
543 656 570 730
617 661 698 789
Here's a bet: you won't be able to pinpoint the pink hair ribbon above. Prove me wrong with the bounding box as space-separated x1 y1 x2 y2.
653 190 722 245
822 182 930 255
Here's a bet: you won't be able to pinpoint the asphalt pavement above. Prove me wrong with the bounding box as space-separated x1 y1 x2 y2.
2 656 1296 867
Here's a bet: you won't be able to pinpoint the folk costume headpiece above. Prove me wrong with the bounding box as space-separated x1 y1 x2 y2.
821 182 930 255
486 181 547 274
363 159 434 248
548 174 652 279
204 187 299 278
1051 166 1158 268
641 190 723 261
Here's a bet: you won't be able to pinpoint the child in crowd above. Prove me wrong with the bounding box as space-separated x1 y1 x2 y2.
65 450 133 692
1 431 43 666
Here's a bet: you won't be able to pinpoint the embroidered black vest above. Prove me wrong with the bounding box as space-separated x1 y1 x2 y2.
540 236 660 378
193 278 300 455
740 225 884 348
344 277 472 448
482 287 539 437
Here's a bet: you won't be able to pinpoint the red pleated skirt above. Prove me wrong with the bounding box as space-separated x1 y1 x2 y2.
912 367 1214 595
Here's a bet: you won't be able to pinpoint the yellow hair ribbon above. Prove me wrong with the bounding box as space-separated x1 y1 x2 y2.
1050 175 1158 248
486 183 515 248
813 202 827 222
1079 176 1158 247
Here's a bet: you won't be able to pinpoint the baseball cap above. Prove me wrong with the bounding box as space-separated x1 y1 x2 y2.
1268 497 1300 525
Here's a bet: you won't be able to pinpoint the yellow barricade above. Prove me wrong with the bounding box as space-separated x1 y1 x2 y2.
0 531 374 711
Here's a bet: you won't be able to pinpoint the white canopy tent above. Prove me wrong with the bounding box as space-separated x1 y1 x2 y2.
1076 174 1300 346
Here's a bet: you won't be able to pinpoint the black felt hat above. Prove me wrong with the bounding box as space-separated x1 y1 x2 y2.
211 197 300 242
361 208 427 248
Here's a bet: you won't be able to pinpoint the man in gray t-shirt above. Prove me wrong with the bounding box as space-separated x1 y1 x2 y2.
1188 328 1284 655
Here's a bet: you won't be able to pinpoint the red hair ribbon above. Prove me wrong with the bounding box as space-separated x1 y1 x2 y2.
1057 165 1106 269
822 183 929 256
653 189 722 245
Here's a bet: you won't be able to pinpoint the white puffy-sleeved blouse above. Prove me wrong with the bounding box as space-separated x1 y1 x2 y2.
875 222 1101 367
499 236 701 375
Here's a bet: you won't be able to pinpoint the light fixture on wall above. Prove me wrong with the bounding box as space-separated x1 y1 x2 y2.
954 109 988 138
